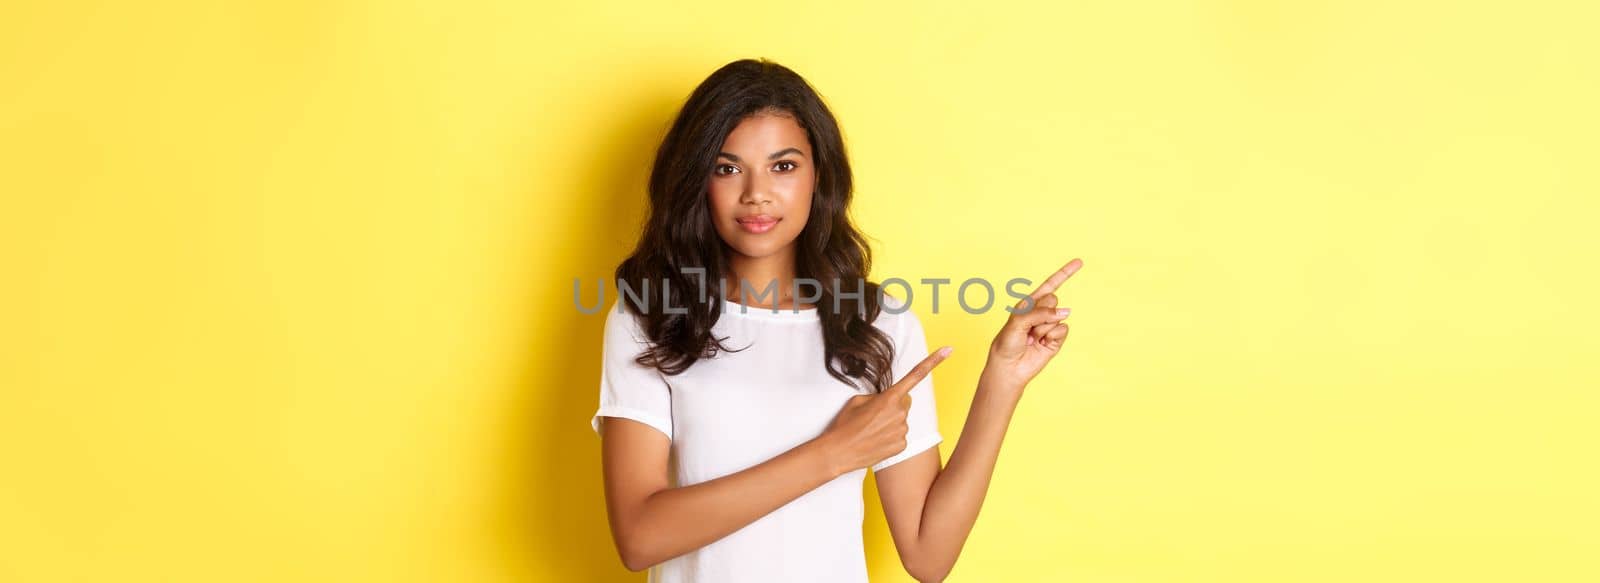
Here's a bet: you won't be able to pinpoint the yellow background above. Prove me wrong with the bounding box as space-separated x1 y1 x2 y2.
3 1 1596 581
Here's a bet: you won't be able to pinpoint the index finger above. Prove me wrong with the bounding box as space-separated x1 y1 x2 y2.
1029 258 1084 300
885 345 953 396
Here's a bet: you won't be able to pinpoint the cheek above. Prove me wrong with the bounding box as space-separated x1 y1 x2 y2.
788 173 815 213
786 194 813 235
706 182 737 215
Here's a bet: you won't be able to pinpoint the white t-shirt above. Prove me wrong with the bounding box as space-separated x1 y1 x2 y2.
590 294 943 582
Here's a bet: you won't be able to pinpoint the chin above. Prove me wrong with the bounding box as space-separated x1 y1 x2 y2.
727 242 787 259
714 229 782 257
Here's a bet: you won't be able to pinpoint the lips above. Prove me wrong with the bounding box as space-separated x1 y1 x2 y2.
735 215 780 234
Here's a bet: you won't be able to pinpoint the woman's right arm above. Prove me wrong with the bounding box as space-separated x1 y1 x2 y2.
598 346 953 571
600 417 838 571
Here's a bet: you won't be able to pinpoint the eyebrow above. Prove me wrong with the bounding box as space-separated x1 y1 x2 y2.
716 147 806 163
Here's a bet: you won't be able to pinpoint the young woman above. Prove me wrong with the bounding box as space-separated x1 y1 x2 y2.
590 58 1082 582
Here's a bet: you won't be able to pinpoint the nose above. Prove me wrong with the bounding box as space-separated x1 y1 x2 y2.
739 170 773 206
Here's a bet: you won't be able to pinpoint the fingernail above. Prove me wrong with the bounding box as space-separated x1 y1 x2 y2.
937 346 953 357
1055 308 1072 317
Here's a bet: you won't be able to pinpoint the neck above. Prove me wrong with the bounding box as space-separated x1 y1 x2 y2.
724 247 804 309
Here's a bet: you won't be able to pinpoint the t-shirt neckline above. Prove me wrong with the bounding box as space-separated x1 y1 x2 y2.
719 297 820 320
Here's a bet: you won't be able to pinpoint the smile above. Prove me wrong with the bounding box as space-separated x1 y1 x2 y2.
736 216 781 234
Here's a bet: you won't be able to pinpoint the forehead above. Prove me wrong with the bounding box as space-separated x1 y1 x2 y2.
721 113 810 152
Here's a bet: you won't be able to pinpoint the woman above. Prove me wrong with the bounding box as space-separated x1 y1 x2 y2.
590 58 1082 582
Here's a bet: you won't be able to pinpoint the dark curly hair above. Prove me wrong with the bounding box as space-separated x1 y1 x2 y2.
613 57 896 393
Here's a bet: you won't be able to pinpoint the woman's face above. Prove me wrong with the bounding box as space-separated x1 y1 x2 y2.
707 112 814 262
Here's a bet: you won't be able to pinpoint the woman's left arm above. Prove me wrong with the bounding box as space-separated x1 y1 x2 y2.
875 258 1083 583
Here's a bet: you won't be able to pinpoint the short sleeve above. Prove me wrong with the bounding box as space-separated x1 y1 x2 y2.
589 300 674 440
871 302 944 472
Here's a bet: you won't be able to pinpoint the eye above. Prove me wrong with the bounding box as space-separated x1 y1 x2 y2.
713 164 740 176
773 160 797 172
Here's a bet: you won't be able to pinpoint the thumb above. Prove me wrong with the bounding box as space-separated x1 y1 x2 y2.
1013 305 1072 332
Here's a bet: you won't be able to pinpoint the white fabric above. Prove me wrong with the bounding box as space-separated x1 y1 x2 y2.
590 294 943 582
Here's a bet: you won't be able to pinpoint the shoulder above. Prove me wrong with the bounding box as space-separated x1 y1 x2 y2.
603 298 649 345
872 293 925 341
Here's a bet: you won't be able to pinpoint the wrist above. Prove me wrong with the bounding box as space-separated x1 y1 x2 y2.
805 432 849 479
978 366 1028 398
